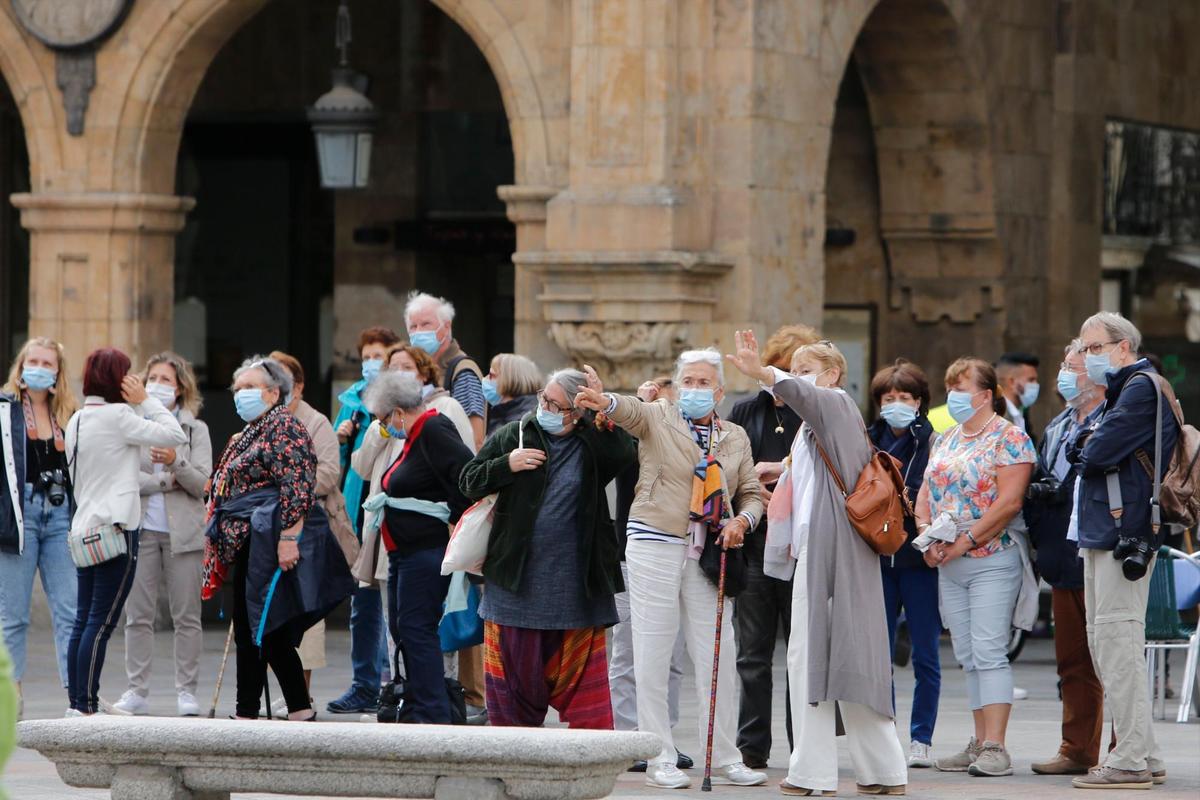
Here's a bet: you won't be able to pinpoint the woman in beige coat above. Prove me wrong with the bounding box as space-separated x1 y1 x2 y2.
112 352 212 717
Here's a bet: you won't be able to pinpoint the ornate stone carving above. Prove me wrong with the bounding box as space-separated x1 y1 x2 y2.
548 322 689 390
56 49 95 137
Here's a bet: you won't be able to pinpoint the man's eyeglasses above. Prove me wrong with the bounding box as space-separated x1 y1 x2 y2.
537 391 571 415
1081 340 1120 356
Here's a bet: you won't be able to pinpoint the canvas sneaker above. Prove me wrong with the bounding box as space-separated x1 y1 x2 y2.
177 691 201 717
968 741 1013 777
1071 766 1154 790
716 763 767 786
645 763 691 789
110 690 150 716
934 736 982 772
908 741 933 768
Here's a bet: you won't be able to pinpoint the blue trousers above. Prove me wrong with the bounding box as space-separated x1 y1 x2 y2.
348 584 388 693
387 546 451 723
67 529 139 713
881 561 942 745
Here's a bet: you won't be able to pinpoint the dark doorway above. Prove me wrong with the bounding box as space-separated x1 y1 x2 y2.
0 78 30 366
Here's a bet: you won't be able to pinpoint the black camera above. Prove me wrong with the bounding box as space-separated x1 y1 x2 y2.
1112 534 1153 581
37 469 67 507
376 676 409 724
1025 477 1062 504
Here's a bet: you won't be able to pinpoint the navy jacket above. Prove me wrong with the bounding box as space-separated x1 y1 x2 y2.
1075 360 1179 551
0 393 27 555
868 415 933 570
208 487 356 646
1025 408 1086 589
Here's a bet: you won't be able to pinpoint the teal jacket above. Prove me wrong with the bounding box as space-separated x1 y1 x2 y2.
459 416 636 598
336 379 374 536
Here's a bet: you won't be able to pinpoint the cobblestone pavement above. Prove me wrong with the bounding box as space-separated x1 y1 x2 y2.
5 627 1198 798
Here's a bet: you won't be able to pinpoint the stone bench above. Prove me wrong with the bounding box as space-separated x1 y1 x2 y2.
18 716 661 800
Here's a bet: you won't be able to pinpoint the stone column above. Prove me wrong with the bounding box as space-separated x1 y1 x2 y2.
10 192 193 371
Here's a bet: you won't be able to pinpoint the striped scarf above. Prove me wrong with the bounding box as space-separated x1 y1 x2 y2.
686 417 726 558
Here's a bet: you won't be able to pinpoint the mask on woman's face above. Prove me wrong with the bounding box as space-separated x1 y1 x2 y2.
880 402 917 430
482 377 502 407
146 382 177 408
234 388 269 423
361 358 383 383
535 405 566 435
409 331 441 356
677 388 716 420
21 366 56 391
946 389 983 424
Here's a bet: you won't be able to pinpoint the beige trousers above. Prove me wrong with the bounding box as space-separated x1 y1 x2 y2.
1082 548 1164 773
297 621 327 670
123 530 203 696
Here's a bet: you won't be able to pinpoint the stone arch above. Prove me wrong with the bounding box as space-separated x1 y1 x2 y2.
0 6 62 188
106 0 554 197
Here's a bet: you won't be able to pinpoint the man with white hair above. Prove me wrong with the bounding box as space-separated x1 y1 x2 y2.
1069 312 1178 790
404 292 486 450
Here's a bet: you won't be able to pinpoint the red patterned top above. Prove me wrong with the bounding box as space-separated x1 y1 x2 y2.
201 404 317 598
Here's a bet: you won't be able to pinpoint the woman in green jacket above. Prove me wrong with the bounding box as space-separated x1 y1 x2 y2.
0 638 15 800
459 368 635 729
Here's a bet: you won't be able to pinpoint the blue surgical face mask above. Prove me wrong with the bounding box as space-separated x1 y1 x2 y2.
1084 353 1115 386
409 330 442 356
146 382 177 408
21 366 56 391
880 402 917 430
536 406 566 435
482 377 502 407
946 389 982 424
361 358 383 383
234 388 269 423
1057 369 1082 403
1019 381 1040 409
677 388 716 420
385 424 406 440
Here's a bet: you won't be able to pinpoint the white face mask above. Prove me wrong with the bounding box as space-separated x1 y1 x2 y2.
146 382 177 408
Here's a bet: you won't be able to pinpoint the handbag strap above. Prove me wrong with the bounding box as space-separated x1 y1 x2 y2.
812 438 849 498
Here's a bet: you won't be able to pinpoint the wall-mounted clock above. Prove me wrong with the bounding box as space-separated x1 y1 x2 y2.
11 0 134 50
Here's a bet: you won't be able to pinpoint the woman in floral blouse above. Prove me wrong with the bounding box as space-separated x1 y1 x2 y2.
915 357 1035 778
203 356 318 721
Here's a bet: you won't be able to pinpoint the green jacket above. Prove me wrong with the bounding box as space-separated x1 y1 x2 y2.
0 639 14 800
459 415 636 598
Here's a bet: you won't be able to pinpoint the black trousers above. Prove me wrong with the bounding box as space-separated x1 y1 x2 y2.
733 528 793 761
232 540 310 718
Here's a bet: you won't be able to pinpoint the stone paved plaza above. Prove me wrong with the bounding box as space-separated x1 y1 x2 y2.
4 627 1198 799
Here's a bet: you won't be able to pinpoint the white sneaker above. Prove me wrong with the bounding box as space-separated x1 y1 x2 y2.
177 691 201 717
646 763 691 789
64 708 84 717
110 690 149 716
1013 686 1029 700
718 763 768 786
909 740 933 768
270 696 288 717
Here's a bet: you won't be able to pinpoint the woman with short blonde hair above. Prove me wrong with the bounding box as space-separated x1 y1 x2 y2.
483 353 542 438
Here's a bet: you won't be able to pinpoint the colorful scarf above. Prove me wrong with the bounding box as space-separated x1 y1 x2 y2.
20 391 64 451
686 417 726 559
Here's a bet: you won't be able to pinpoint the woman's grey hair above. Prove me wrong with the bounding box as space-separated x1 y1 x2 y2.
674 348 724 386
1081 311 1142 352
1064 338 1083 357
404 291 455 328
231 355 293 398
547 369 586 409
364 370 425 417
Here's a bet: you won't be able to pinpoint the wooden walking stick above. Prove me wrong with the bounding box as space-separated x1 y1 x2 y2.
701 547 728 792
207 619 235 718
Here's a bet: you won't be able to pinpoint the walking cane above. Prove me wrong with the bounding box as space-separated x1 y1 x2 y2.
207 620 235 718
701 547 729 792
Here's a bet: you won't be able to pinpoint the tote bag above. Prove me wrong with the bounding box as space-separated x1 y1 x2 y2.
440 420 524 576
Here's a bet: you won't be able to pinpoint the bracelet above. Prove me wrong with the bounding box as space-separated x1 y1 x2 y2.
280 534 299 542
966 531 979 548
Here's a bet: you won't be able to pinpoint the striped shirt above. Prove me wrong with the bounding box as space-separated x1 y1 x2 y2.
450 369 486 419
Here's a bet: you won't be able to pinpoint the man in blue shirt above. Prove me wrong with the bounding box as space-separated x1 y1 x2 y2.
327 325 400 714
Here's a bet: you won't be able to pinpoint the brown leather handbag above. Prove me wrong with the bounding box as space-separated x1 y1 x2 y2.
813 431 911 556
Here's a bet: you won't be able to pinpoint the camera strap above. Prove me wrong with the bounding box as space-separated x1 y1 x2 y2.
68 413 81 489
1140 372 1164 536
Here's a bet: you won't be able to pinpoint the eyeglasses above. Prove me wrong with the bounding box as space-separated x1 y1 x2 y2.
1081 340 1120 356
1059 362 1085 374
537 391 571 415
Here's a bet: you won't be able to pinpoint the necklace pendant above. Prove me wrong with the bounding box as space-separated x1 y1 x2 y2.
774 425 785 434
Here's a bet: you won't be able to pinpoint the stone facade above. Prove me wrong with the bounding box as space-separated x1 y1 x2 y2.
0 0 1197 415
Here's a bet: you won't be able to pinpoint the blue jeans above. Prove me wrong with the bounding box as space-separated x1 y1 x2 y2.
0 485 77 686
881 561 941 745
938 545 1022 710
387 546 451 723
67 529 139 713
348 584 387 694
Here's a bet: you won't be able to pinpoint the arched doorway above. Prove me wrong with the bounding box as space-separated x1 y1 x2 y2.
0 76 29 364
824 0 1001 401
172 0 515 441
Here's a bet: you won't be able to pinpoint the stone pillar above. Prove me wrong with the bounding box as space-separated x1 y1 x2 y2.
499 184 562 371
10 192 193 371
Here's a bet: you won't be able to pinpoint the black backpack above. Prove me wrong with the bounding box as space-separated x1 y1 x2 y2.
377 642 468 725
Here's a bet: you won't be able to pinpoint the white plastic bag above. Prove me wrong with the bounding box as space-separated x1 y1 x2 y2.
440 493 496 575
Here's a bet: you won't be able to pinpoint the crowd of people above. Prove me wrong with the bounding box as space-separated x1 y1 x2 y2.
0 297 1184 794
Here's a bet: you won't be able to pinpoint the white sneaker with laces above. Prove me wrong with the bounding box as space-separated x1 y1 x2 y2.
177 691 201 717
645 763 691 789
718 763 768 786
908 741 933 768
64 708 84 717
111 690 149 716
1013 686 1029 700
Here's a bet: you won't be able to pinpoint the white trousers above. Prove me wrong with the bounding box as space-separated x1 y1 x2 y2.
786 543 907 791
609 561 688 731
626 539 739 767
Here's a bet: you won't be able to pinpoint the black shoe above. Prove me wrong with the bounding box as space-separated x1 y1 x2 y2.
326 688 379 714
628 760 648 773
676 749 694 770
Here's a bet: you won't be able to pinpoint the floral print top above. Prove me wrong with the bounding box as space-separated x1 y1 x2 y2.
201 404 317 598
924 416 1035 558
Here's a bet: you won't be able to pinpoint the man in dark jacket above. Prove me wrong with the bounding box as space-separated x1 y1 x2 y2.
727 324 815 768
1070 313 1178 790
1025 342 1105 776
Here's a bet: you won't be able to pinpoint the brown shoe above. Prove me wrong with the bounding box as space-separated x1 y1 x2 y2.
857 784 906 795
1032 752 1091 775
1152 770 1166 785
780 780 836 796
1071 766 1153 790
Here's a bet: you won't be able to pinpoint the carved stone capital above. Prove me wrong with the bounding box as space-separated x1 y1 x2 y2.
11 192 195 234
548 322 689 390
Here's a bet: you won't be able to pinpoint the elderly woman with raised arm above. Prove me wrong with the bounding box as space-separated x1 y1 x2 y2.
575 350 766 791
726 331 907 797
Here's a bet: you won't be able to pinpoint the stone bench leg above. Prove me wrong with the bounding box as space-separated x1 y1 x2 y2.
434 776 508 800
111 765 229 800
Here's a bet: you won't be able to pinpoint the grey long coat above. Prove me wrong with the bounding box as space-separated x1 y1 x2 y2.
774 373 894 720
